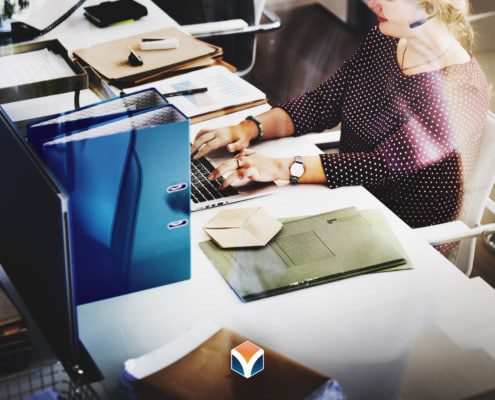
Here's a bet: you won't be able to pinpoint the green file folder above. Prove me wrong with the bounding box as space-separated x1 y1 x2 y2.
200 207 409 302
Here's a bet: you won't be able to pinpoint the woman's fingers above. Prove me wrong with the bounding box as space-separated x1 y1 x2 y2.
227 137 250 153
195 128 214 139
209 150 275 189
226 141 242 153
193 138 222 160
209 158 239 180
235 149 256 158
191 131 215 156
191 125 253 158
244 167 260 180
219 169 247 190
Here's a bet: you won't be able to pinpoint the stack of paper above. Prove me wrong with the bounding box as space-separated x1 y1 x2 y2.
0 49 75 89
129 65 267 123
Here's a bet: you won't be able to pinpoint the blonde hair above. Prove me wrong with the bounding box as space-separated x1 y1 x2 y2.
421 0 475 53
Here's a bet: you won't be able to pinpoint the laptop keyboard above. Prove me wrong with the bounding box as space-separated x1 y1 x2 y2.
191 158 238 204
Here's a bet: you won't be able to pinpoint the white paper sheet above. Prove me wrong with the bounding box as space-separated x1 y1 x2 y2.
124 321 221 380
0 49 75 88
127 66 266 118
1 90 100 123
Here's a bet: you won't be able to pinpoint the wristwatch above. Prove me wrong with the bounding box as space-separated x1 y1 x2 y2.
290 156 305 184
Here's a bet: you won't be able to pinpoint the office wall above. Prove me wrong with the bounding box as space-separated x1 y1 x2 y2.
266 0 348 22
317 0 347 22
266 0 316 8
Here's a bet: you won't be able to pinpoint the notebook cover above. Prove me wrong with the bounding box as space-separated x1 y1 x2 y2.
73 27 216 82
83 0 148 27
117 44 223 88
115 43 223 88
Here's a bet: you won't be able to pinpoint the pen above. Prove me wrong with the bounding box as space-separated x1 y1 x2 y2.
161 87 208 97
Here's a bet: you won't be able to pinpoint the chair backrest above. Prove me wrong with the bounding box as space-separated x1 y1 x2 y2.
153 0 266 75
455 111 495 274
204 0 264 76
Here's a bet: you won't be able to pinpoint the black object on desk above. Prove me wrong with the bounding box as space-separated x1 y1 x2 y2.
84 0 148 28
162 87 208 97
127 46 144 66
10 0 87 43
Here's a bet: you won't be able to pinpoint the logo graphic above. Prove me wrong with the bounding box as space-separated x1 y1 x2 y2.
231 341 264 378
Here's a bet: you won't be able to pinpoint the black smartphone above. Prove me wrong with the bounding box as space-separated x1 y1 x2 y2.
84 0 148 28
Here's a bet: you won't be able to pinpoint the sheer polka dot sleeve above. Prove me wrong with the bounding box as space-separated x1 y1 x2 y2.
320 71 488 226
276 33 370 136
277 60 353 136
320 103 456 188
276 26 488 227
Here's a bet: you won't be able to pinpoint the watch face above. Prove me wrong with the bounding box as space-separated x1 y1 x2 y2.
290 162 305 178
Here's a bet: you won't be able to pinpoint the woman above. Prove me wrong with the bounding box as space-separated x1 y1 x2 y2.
191 0 489 228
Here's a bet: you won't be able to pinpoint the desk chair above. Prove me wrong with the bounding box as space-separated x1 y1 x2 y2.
310 112 495 275
157 0 280 76
415 111 495 275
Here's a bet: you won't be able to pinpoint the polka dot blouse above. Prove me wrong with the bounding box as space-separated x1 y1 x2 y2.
278 26 489 228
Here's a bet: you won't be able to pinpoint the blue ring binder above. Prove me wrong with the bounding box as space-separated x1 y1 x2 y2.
27 90 191 304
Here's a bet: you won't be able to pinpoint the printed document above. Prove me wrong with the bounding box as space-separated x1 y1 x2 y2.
129 66 266 118
0 49 75 88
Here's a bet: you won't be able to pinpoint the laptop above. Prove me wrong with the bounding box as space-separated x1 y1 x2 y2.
191 154 277 211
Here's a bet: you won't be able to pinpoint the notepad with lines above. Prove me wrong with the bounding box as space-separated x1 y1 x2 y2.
200 207 410 301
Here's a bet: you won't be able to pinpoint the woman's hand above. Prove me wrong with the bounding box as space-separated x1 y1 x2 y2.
191 122 256 160
209 150 292 190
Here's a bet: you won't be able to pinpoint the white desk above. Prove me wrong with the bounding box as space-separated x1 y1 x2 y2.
77 124 495 400
77 104 495 400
